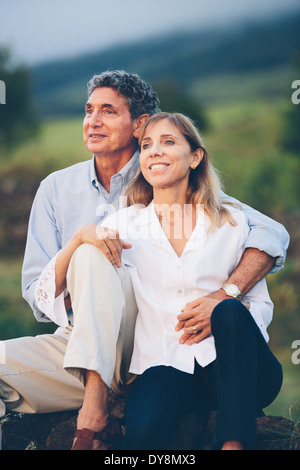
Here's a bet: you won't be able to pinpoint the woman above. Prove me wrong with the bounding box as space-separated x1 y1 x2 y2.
100 112 283 450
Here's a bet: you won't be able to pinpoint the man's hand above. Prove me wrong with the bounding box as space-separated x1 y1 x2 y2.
174 248 274 346
175 295 222 346
175 289 251 346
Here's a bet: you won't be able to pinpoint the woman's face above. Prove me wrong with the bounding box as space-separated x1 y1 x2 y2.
139 119 201 191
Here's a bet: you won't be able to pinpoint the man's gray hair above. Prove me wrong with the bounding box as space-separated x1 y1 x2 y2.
87 70 160 119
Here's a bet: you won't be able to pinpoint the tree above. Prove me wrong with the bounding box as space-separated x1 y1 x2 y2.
0 47 39 151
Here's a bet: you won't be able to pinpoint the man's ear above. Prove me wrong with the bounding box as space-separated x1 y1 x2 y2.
133 114 149 138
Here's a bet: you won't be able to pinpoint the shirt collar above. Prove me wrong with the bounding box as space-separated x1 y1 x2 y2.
118 150 140 188
89 151 140 191
133 201 209 251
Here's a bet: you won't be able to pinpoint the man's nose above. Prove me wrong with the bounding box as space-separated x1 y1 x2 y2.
90 110 104 127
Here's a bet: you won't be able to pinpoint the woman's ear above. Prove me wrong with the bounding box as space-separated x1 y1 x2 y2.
133 114 149 138
190 148 204 169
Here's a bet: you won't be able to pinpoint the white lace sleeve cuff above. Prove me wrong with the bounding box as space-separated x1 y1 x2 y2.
34 253 69 327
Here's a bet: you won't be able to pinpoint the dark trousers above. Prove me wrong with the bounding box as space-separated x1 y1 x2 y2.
120 299 283 450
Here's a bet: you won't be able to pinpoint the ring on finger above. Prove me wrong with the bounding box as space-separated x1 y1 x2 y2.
193 325 198 334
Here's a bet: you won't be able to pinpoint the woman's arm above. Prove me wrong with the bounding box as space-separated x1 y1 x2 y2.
55 224 131 297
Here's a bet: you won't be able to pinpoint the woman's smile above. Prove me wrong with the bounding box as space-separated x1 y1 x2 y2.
149 162 170 171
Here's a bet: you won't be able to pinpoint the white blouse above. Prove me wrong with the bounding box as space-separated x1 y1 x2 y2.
35 202 273 375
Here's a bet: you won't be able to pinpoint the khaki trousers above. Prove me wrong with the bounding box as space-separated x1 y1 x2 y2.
0 244 138 422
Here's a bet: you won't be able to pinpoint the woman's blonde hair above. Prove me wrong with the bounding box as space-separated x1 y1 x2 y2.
126 112 236 230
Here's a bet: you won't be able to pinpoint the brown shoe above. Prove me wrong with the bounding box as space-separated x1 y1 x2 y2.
71 417 121 450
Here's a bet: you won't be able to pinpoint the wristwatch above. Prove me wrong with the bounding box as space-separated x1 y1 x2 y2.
222 283 242 300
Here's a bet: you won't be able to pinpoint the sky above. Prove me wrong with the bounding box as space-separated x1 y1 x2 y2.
0 0 299 65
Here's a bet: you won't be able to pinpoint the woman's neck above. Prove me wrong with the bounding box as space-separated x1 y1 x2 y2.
152 185 189 210
153 187 197 247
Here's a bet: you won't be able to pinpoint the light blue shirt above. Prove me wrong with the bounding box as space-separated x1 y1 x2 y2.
22 152 290 322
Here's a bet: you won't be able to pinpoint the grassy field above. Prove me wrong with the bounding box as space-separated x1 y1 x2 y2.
0 116 90 175
0 96 299 420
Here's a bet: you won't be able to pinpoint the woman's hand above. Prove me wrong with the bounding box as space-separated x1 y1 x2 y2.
78 224 132 268
175 297 222 346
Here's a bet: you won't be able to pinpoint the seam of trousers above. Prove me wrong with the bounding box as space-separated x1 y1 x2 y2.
0 366 69 379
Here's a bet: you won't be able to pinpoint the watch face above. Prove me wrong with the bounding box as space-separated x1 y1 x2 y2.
227 285 238 296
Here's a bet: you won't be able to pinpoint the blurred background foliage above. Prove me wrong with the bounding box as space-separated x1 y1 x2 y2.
0 11 299 418
0 48 39 150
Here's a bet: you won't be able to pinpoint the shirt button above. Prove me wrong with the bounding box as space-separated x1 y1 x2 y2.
176 264 182 269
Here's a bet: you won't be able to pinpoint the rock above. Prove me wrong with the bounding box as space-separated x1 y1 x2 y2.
1 390 299 450
0 410 78 450
45 415 77 450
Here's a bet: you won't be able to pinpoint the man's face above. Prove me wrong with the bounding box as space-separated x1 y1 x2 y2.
83 87 138 157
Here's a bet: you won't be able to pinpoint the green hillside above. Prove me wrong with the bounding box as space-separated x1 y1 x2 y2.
32 12 300 116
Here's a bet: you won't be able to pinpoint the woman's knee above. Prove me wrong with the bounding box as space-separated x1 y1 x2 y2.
211 299 250 335
67 243 117 286
72 243 112 267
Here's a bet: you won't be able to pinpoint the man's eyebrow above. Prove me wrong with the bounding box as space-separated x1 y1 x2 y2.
85 102 116 109
101 103 116 109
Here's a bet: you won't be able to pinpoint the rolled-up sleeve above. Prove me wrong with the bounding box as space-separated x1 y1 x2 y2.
221 192 290 273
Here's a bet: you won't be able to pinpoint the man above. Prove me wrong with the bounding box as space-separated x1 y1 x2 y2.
0 71 289 450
